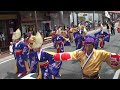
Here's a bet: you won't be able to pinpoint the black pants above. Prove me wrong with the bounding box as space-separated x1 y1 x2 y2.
111 28 115 35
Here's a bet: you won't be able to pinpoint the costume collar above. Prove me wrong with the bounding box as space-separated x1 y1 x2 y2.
86 49 94 58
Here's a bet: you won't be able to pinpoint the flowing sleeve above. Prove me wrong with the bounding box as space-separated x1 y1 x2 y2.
53 50 83 61
102 50 120 70
94 31 100 37
44 51 55 64
104 31 109 36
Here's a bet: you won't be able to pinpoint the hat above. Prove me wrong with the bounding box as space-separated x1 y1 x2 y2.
84 36 95 44
31 32 43 49
12 28 21 40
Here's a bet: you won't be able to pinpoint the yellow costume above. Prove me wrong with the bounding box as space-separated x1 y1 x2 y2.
53 36 120 79
67 49 120 76
69 27 78 42
54 49 120 78
80 25 87 37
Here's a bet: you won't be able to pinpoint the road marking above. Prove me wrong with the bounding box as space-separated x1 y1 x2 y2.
113 69 120 79
0 57 14 65
0 44 53 65
21 73 36 79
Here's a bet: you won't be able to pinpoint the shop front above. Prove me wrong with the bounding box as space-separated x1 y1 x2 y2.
0 12 20 49
20 11 51 38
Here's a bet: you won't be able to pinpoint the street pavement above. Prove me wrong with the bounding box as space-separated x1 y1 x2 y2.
0 26 120 79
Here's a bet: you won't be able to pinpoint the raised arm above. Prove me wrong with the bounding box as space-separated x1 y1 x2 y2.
102 50 120 70
53 51 82 61
109 53 120 69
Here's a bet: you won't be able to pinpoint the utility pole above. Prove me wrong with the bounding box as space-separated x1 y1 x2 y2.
93 11 95 29
59 11 64 28
72 11 74 26
35 11 38 33
76 11 79 26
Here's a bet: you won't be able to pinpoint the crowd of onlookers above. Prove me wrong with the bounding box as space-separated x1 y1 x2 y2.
106 19 118 35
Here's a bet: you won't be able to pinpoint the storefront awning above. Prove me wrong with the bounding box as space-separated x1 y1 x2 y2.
108 11 120 14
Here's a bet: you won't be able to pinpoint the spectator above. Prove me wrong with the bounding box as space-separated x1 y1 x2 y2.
9 42 13 54
110 21 115 35
106 21 110 34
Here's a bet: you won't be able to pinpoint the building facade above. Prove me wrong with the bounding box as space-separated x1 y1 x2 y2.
0 11 21 48
20 11 51 35
20 11 71 37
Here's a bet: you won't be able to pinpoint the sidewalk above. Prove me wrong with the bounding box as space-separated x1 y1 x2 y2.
0 26 106 60
0 51 11 59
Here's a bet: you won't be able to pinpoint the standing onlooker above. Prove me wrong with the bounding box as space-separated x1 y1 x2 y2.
110 21 115 35
9 42 13 54
106 21 110 34
53 25 57 32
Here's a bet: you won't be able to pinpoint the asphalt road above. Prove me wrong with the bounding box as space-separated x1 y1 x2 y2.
0 27 120 79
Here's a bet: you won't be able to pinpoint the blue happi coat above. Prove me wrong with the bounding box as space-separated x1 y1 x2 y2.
64 41 71 46
37 49 62 79
52 35 57 48
63 35 71 46
29 49 39 73
73 31 79 47
56 35 64 52
94 30 110 42
75 35 84 50
12 43 16 59
74 30 84 50
55 35 65 78
13 41 29 74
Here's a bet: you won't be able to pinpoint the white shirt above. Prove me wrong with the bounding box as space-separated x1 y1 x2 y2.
15 40 21 47
37 49 42 61
9 45 13 53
